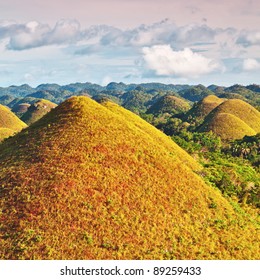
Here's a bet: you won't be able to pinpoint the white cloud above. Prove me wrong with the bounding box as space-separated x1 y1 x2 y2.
237 30 260 47
243 58 260 71
142 45 220 78
7 19 81 50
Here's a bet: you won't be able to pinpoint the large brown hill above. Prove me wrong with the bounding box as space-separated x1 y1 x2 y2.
198 99 260 139
0 104 27 141
0 97 259 259
185 95 224 121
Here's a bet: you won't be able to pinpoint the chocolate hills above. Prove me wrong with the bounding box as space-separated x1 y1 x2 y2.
0 96 259 260
12 103 31 117
0 104 27 141
198 99 260 139
146 95 190 116
185 95 224 121
20 99 57 125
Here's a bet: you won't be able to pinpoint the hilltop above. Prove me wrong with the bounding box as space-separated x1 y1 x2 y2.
0 104 27 141
147 95 190 116
21 99 57 125
198 99 260 139
185 95 224 122
198 113 256 140
0 96 259 260
12 103 31 117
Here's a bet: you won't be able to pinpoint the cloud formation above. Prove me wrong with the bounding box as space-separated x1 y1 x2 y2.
237 30 260 47
243 58 260 71
0 19 222 52
5 20 82 50
142 45 220 78
1 18 260 86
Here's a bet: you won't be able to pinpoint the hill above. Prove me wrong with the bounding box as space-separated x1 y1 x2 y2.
0 96 259 260
185 95 224 121
0 128 16 142
12 103 31 117
178 85 214 102
21 99 57 125
146 95 190 116
0 104 27 141
198 113 256 140
198 99 260 139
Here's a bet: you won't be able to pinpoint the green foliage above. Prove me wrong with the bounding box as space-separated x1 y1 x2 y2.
228 133 260 168
146 95 190 116
178 85 214 102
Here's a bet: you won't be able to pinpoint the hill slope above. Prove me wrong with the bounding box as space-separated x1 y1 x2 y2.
198 99 260 139
11 103 31 117
21 99 57 125
0 96 259 260
198 113 256 140
0 128 16 142
185 95 224 121
147 95 190 116
0 104 27 141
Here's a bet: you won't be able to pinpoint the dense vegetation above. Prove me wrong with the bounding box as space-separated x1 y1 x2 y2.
0 82 259 260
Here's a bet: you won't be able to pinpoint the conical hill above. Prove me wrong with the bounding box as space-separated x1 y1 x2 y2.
185 95 224 121
21 99 57 125
198 113 256 140
0 104 27 141
146 95 190 116
198 99 260 139
0 96 259 260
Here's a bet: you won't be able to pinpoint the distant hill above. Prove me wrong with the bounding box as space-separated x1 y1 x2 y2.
185 95 224 121
12 103 31 117
146 95 190 116
0 95 15 106
198 99 260 139
198 113 256 140
0 104 27 131
21 99 57 125
178 84 214 102
0 96 259 259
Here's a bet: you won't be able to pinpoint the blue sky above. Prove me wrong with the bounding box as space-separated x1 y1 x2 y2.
0 0 260 87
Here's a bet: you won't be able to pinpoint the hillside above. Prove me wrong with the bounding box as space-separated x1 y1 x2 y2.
185 95 224 121
146 95 190 116
0 96 259 260
198 99 260 139
198 113 256 140
0 128 16 142
21 99 57 125
178 84 214 102
0 104 27 141
12 103 31 117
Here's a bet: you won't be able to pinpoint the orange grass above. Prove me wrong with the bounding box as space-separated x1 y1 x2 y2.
0 96 259 260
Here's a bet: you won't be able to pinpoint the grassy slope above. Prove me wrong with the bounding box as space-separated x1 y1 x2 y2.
0 96 259 260
186 95 224 120
0 128 15 142
210 99 260 132
12 103 31 115
21 99 57 125
199 113 256 140
147 95 190 115
0 104 27 133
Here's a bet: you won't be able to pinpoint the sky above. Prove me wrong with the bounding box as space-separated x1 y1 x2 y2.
0 0 260 87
